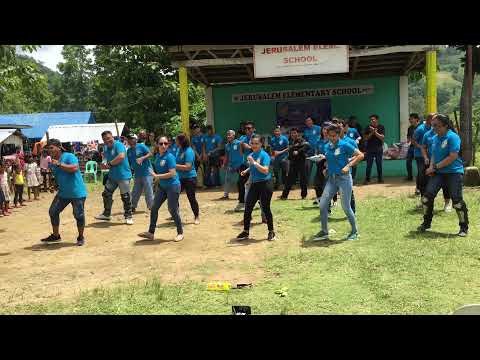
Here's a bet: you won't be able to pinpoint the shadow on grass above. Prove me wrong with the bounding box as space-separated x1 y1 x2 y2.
310 215 348 223
226 237 267 246
301 237 347 248
24 243 77 251
86 221 125 229
211 197 234 202
133 239 175 246
405 230 455 239
405 209 443 216
232 221 264 228
0 252 11 256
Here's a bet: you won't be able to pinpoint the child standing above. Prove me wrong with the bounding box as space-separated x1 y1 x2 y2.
25 156 40 201
0 163 12 215
35 158 42 197
13 164 26 207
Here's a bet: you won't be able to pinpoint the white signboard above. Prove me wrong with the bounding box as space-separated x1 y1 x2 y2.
232 85 374 103
254 45 349 78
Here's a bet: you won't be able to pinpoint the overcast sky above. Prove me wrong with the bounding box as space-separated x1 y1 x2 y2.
16 45 94 72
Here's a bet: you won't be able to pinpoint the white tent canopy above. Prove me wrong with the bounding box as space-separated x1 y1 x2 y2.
41 123 126 144
0 129 23 147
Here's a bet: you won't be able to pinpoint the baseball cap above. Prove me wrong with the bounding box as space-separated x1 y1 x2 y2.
47 138 66 151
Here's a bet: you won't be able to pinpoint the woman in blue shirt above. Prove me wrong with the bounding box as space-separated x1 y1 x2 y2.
236 135 276 242
418 114 469 237
314 123 364 241
175 133 200 225
138 136 184 242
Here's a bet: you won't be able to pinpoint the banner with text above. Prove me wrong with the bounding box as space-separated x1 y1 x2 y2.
232 85 374 103
254 45 349 78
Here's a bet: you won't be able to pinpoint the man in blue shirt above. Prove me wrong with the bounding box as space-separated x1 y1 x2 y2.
412 113 434 208
235 121 256 211
303 116 321 185
95 130 134 225
126 133 154 214
270 126 289 190
222 130 243 200
41 139 88 246
203 125 223 188
190 124 205 189
344 120 362 181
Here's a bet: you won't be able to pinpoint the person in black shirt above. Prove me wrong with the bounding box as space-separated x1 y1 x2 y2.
280 128 310 200
406 113 420 182
363 114 385 184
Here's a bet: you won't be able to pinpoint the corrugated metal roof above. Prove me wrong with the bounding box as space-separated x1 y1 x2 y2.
40 123 125 143
0 129 16 144
0 112 95 139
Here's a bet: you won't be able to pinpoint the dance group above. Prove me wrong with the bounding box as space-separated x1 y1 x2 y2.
38 111 469 247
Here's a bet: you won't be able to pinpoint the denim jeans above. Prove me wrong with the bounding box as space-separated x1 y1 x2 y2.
365 149 383 181
49 195 86 227
422 173 468 230
102 177 132 218
149 184 183 235
319 173 357 234
131 175 154 210
224 167 239 195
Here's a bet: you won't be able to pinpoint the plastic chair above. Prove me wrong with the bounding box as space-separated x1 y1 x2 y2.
83 161 98 183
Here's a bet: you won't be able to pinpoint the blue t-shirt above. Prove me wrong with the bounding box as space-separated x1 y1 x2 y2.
154 152 180 187
303 124 321 153
325 139 357 175
421 128 436 158
413 123 431 158
204 134 223 153
104 141 132 181
432 130 464 174
168 143 179 157
341 135 359 149
191 134 204 155
316 139 329 155
270 134 289 161
176 147 197 179
249 149 272 183
225 139 243 170
127 143 151 178
346 128 361 141
51 152 87 199
239 134 254 165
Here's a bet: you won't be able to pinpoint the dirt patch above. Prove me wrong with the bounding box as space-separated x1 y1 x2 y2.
0 178 415 306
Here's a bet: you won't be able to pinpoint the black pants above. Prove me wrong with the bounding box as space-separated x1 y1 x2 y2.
180 177 199 218
365 149 383 181
237 164 249 203
272 157 289 190
422 173 468 230
406 147 414 179
416 157 450 199
351 165 357 180
282 159 308 199
244 180 273 232
14 184 24 205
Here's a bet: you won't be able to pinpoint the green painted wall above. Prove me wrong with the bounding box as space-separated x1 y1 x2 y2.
212 76 400 147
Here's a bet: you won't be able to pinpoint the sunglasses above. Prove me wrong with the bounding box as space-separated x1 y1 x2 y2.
158 142 169 146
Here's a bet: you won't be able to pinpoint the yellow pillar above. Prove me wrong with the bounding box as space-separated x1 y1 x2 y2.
179 66 190 137
425 50 437 114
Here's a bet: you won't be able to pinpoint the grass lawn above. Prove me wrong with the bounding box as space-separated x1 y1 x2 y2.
4 187 480 315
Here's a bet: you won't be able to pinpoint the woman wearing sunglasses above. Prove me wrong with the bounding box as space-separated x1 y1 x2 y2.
418 114 469 237
314 123 364 241
138 136 184 242
236 135 276 241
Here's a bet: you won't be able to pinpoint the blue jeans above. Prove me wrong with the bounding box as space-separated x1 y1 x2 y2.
319 173 357 234
49 195 86 227
149 184 183 235
365 149 383 181
423 173 468 230
131 175 154 210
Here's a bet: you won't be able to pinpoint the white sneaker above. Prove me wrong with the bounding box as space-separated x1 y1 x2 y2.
444 201 453 213
125 218 134 225
95 214 111 221
175 234 184 242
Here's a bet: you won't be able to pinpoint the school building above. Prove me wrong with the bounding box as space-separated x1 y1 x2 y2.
167 45 439 179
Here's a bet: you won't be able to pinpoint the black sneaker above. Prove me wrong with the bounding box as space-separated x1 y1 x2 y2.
77 236 85 246
458 229 468 237
132 208 136 214
236 231 249 240
41 234 61 243
267 231 276 241
417 223 431 233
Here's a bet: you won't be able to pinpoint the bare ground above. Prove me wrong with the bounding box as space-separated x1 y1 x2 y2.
0 177 416 306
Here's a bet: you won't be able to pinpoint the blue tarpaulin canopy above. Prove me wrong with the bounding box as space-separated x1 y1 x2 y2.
0 112 95 139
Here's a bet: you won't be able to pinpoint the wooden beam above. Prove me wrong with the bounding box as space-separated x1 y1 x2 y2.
168 45 253 53
350 45 436 57
206 50 218 58
403 53 424 74
172 57 253 68
239 49 254 80
184 51 209 85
